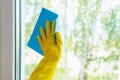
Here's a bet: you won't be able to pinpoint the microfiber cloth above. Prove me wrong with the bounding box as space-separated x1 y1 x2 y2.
27 8 58 55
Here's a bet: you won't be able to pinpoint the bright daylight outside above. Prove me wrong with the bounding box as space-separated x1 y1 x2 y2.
23 0 120 80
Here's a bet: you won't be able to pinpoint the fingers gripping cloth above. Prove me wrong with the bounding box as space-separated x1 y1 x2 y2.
29 20 63 80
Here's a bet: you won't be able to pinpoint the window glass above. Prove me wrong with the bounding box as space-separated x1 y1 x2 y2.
17 0 120 80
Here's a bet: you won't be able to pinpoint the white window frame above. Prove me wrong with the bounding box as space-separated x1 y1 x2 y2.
0 0 25 79
14 0 25 80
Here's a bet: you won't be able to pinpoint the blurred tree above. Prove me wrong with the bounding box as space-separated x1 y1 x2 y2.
101 6 120 61
70 0 102 80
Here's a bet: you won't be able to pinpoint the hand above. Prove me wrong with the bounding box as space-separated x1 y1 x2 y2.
29 20 63 80
37 20 63 61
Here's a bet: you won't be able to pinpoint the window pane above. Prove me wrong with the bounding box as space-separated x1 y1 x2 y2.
18 0 120 80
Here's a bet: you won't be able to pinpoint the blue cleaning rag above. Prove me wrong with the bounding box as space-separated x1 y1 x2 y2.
27 8 58 55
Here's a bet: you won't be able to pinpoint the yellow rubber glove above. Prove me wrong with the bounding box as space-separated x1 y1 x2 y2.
29 20 63 80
